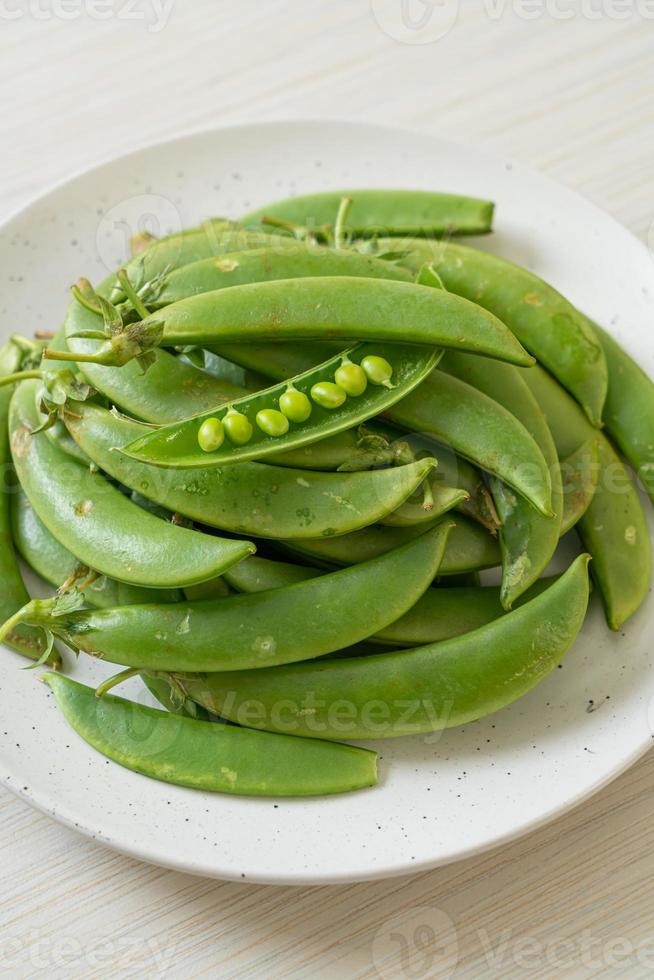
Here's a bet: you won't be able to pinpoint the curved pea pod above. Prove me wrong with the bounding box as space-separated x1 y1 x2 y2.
123 342 440 468
373 576 557 646
42 673 377 797
224 555 320 593
0 344 56 666
594 323 654 505
379 475 468 527
119 277 532 367
10 381 254 589
63 400 436 539
14 525 450 672
282 515 500 575
372 238 607 426
110 223 295 303
560 440 600 534
522 365 650 629
168 555 590 740
11 488 182 608
241 189 495 238
146 244 413 309
442 351 562 607
387 369 553 516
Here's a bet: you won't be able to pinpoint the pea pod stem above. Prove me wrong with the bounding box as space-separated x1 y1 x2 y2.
95 667 140 699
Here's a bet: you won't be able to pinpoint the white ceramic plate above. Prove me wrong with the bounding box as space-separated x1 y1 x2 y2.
1 121 653 885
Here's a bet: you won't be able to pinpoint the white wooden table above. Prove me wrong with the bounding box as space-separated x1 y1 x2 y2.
2 4 654 976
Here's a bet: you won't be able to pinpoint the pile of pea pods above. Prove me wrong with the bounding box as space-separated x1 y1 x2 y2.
1 187 652 798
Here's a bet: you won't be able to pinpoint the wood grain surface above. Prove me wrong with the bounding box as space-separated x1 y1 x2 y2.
2 3 654 977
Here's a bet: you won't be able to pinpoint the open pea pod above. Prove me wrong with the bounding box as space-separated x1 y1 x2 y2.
43 673 377 797
10 381 254 589
442 351 562 608
63 401 437 539
522 364 650 629
122 342 440 468
241 188 495 238
212 341 549 516
163 555 590 740
9 525 450 672
369 238 607 427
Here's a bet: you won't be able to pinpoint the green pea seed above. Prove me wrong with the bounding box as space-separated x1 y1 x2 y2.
362 355 394 387
223 409 253 446
279 386 312 423
311 381 347 410
256 408 290 437
198 417 225 453
335 361 368 397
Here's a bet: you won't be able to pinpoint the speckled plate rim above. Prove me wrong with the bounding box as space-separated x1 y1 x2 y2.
1 120 653 886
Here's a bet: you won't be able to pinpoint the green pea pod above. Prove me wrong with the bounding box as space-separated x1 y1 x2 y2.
42 673 377 797
146 244 413 309
0 344 56 665
11 488 182 608
241 189 495 237
522 365 650 629
224 555 320 593
210 342 533 519
216 550 552 647
379 475 468 527
282 515 500 574
110 223 295 303
374 576 557 646
167 555 590 740
10 381 254 589
594 323 654 505
63 400 437 540
371 239 607 426
560 440 600 534
123 342 440 468
105 277 532 368
442 351 562 607
388 370 553 516
13 524 450 671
